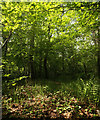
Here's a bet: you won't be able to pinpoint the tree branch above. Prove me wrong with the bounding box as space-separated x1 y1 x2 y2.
1 30 12 49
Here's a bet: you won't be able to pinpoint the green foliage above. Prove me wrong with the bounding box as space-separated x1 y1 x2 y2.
61 78 100 105
2 2 99 81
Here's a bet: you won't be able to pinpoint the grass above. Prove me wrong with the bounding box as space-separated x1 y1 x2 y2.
61 78 100 105
2 77 100 119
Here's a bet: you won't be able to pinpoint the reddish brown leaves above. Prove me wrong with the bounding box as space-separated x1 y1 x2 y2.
2 85 100 119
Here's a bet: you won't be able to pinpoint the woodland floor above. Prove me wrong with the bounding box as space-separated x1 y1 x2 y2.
2 80 100 120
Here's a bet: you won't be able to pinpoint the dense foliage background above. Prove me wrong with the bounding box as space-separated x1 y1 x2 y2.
2 2 100 81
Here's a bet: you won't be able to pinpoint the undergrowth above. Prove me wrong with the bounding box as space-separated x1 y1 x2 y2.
61 78 100 106
2 78 100 119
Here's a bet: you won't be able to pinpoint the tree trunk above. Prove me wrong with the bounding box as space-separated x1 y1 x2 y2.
29 55 35 80
29 35 35 80
2 31 12 49
4 39 8 57
2 37 8 74
39 56 42 78
43 23 51 79
62 51 65 73
97 27 100 79
44 55 48 79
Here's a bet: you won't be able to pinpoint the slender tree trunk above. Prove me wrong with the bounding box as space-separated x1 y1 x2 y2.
39 56 42 78
97 27 100 79
3 38 8 74
44 55 48 79
4 40 7 57
92 30 98 77
30 55 35 80
27 62 30 76
43 23 51 79
29 35 35 80
62 50 65 73
2 31 12 49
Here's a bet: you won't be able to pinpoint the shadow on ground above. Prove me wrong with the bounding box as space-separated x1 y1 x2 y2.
2 115 100 120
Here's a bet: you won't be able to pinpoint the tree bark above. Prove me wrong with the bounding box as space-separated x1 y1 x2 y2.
2 31 12 49
4 38 8 58
62 50 65 73
43 23 51 79
29 35 35 80
44 55 48 79
39 56 42 78
97 27 100 79
30 55 35 80
2 31 12 57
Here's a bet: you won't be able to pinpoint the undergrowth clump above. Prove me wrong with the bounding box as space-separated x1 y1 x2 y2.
61 78 100 106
